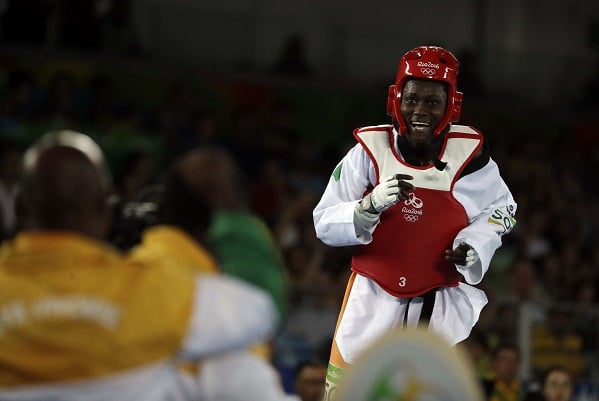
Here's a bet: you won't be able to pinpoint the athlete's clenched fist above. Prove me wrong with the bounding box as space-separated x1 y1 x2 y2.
361 173 414 213
445 242 479 267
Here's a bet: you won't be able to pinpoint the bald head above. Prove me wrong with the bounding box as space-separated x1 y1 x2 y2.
20 134 112 238
23 130 112 192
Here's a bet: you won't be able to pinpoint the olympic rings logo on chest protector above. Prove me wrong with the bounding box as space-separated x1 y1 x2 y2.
420 68 436 76
404 214 419 223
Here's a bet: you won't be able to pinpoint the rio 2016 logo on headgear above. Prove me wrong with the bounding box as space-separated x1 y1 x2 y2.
417 61 439 76
417 61 439 69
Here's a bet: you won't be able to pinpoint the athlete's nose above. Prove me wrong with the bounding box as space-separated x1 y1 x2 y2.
413 100 427 115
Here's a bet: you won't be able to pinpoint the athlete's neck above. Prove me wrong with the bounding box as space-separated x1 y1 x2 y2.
397 135 444 167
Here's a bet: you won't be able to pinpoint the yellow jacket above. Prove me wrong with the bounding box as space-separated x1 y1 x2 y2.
0 231 276 400
129 225 272 360
129 225 219 274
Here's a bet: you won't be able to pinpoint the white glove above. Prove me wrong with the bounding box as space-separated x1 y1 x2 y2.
354 202 381 238
367 173 414 213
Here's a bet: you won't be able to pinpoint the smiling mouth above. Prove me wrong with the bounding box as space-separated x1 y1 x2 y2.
410 121 431 133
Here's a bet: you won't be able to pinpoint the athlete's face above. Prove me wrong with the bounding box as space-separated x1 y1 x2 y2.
400 79 448 148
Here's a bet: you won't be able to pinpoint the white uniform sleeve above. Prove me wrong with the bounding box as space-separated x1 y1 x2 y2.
313 144 378 246
452 158 517 285
197 351 301 401
179 274 278 358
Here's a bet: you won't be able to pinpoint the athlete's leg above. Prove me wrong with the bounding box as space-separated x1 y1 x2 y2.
323 272 356 401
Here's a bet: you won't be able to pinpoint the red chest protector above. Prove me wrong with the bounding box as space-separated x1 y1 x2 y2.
351 125 483 297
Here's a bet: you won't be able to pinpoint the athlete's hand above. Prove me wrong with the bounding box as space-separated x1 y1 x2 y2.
445 242 479 267
366 173 414 213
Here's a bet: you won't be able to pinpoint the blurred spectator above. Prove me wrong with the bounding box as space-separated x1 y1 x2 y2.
482 343 528 401
459 328 493 381
540 366 575 401
293 359 327 401
530 308 585 380
525 366 576 401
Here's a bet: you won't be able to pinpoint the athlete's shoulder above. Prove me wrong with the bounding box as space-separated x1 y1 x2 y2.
449 124 484 139
355 124 393 133
448 124 487 168
354 124 392 137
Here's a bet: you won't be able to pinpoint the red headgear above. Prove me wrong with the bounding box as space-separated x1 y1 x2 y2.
386 46 463 136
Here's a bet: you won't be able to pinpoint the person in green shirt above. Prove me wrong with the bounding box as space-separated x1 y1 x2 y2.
162 147 289 322
209 209 289 320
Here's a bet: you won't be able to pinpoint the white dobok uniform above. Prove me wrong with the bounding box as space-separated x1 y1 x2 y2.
313 124 516 364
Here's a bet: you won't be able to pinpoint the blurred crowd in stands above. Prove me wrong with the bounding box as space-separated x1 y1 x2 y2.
1 7 599 397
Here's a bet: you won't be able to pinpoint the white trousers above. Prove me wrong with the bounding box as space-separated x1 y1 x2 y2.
335 274 488 364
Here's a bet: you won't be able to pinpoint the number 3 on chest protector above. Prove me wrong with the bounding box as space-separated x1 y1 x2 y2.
398 277 407 287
